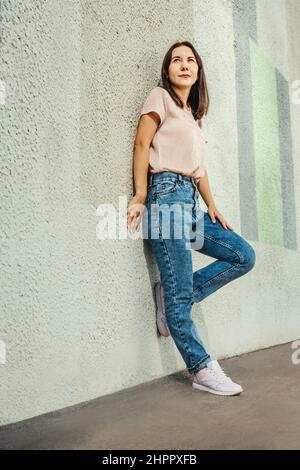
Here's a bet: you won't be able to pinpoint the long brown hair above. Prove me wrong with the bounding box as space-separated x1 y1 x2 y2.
158 40 210 126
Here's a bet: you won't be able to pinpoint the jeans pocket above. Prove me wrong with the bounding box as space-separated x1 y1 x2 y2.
154 180 178 196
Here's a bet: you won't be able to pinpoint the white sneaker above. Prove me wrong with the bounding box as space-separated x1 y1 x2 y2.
154 281 170 337
192 359 243 396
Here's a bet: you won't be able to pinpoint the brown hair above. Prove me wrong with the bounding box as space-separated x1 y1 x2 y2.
158 40 210 127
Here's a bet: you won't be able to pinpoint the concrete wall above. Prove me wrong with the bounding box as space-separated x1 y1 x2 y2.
0 0 300 425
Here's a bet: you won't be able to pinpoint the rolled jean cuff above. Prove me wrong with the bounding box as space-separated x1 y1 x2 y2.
187 355 212 374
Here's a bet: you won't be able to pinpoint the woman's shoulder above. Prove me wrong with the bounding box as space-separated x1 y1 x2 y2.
147 86 169 98
141 86 170 112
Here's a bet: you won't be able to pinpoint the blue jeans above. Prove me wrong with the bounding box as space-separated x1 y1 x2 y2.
143 171 256 375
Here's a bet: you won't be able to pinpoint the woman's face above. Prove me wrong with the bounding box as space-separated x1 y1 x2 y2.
168 45 199 90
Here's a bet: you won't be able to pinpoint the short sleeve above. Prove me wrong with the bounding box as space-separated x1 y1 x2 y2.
140 87 166 126
195 164 207 184
197 120 208 143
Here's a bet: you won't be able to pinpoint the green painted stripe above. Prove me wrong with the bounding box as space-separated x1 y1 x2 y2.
250 39 283 246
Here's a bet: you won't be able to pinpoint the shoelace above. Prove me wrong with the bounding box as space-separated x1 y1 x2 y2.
205 367 230 384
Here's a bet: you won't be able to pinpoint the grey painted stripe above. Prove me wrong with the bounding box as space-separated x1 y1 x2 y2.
232 0 258 240
276 70 297 250
232 0 257 41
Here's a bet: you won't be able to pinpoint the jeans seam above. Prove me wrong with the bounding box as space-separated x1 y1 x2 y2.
156 180 179 197
192 264 241 296
191 231 244 295
196 230 245 264
188 355 211 374
157 219 194 367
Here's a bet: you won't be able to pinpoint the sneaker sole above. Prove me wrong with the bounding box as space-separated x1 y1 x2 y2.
154 282 170 337
192 381 243 396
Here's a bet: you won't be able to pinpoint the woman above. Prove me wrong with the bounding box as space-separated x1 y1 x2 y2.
126 40 256 396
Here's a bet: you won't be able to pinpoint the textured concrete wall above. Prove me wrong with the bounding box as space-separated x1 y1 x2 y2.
1 0 300 426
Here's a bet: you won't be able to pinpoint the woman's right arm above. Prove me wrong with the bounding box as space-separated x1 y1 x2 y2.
126 112 160 233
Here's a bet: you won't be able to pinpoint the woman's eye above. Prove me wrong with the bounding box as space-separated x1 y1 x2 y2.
173 58 195 62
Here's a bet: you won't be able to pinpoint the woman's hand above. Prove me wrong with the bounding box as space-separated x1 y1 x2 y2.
126 192 147 233
207 203 234 231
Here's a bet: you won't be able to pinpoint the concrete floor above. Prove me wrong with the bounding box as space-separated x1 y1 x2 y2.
0 342 299 450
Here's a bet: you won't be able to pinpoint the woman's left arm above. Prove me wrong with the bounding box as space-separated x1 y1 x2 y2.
196 170 234 231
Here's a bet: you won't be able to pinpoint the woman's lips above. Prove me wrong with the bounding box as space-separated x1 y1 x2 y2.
178 75 190 78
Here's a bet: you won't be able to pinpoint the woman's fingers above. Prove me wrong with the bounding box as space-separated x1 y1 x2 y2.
207 207 233 231
220 218 228 230
127 211 141 233
208 210 216 223
133 218 140 232
216 215 234 231
222 217 234 231
126 201 146 233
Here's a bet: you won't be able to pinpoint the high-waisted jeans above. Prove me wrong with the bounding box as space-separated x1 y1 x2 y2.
142 171 256 375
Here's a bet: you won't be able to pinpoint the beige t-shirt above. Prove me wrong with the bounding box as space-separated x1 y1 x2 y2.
139 86 208 184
